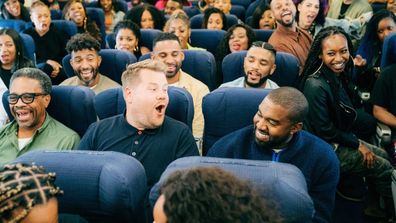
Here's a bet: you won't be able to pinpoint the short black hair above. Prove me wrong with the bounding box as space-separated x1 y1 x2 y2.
66 33 101 54
152 32 181 49
251 41 276 58
266 87 309 123
10 68 52 95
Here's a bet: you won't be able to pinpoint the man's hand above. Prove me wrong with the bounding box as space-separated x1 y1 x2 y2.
46 60 62 78
358 143 376 168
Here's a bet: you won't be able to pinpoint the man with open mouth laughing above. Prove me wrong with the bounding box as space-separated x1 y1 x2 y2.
78 60 199 219
207 87 340 223
0 68 80 165
220 41 279 89
60 33 120 94
268 0 312 73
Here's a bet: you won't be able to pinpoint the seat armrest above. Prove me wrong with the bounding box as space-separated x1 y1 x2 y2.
376 122 392 145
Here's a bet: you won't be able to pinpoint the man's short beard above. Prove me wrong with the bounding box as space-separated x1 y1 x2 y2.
165 64 182 79
245 75 269 88
74 67 99 87
277 17 295 27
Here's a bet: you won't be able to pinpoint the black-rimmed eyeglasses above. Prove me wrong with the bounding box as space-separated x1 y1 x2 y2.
7 93 48 105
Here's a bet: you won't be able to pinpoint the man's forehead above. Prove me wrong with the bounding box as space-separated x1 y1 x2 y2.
154 40 181 51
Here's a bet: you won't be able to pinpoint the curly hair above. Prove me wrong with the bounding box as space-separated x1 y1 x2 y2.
299 26 354 90
250 1 273 29
159 167 281 223
202 7 227 30
124 3 165 30
0 163 63 223
216 23 256 61
66 33 101 54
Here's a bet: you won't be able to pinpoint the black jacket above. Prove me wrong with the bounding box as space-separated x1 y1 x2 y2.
302 67 360 149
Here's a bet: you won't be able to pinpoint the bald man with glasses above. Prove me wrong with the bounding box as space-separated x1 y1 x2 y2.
0 68 79 165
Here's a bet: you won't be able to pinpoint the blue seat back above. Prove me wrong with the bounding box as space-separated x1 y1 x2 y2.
106 29 162 51
19 33 36 65
149 156 315 222
86 7 106 48
246 0 260 19
190 29 226 57
381 32 396 69
94 86 194 130
232 0 251 9
0 19 27 32
52 20 78 39
190 14 239 29
62 49 137 84
140 50 217 91
202 87 270 153
183 6 201 18
2 86 97 137
254 29 273 42
13 150 147 223
222 50 299 87
230 5 245 21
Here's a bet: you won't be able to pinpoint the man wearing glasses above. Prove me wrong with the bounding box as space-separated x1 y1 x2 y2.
151 33 209 147
0 68 80 165
219 41 279 89
60 33 120 94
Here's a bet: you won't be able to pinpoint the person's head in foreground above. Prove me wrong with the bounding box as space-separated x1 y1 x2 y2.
0 163 63 223
153 166 281 223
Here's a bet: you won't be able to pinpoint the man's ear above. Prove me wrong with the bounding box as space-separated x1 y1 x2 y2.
97 55 102 66
290 122 303 135
123 86 133 104
150 52 155 59
269 64 276 75
43 95 51 108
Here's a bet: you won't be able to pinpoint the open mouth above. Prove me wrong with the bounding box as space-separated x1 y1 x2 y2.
255 128 269 141
155 105 165 113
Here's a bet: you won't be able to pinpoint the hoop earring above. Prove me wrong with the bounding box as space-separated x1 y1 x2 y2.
312 60 324 75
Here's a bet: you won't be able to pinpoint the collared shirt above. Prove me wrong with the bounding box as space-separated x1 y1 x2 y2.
60 73 120 95
173 70 209 138
219 77 279 89
0 114 80 165
78 114 199 188
269 25 313 72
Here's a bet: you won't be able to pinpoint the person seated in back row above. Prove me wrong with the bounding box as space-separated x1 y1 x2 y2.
60 33 120 95
208 87 340 223
220 41 279 89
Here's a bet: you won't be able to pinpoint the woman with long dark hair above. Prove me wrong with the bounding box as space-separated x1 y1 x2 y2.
0 28 33 89
354 9 396 92
124 3 165 30
300 26 394 217
114 20 150 59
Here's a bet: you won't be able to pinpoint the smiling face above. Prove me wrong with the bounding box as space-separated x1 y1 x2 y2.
297 0 320 29
124 69 169 130
167 19 190 49
70 48 102 87
152 40 184 83
30 5 51 36
207 13 224 30
0 34 16 70
67 2 86 27
165 0 182 15
271 0 297 27
228 27 249 53
320 33 350 74
387 0 396 15
377 17 396 43
100 0 112 12
9 77 50 132
259 10 276 29
244 46 276 88
115 28 138 53
213 0 231 14
141 10 154 29
4 0 21 18
253 97 299 148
